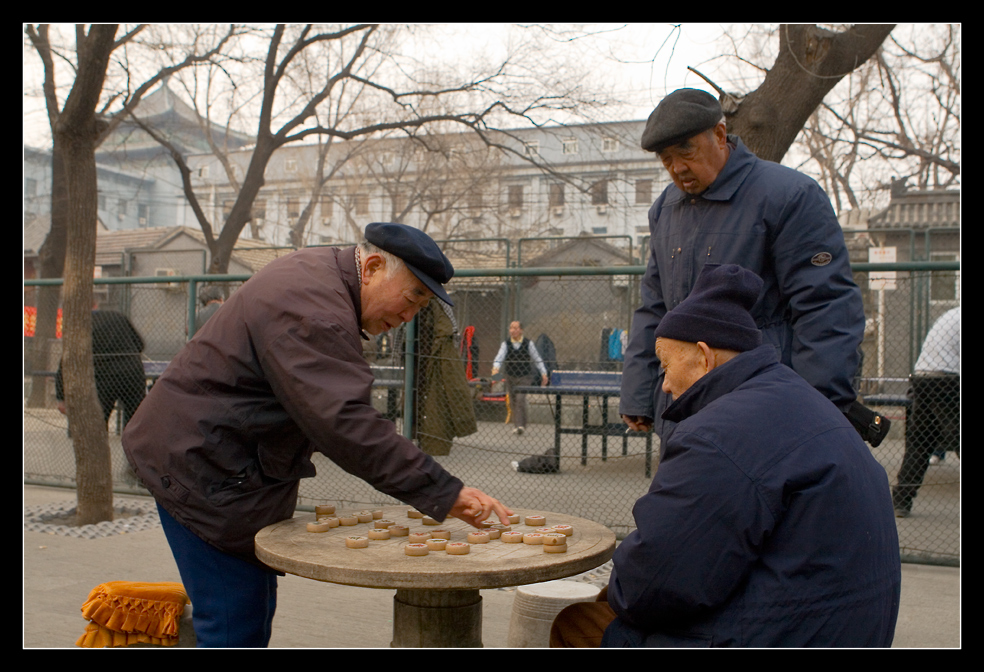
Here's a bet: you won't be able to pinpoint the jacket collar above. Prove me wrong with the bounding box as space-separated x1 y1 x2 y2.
663 134 756 205
661 344 778 423
339 246 368 340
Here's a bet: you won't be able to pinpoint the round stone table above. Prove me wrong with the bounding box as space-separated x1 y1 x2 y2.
255 506 616 647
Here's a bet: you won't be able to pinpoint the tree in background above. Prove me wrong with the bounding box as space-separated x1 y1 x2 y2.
687 23 958 212
25 23 237 523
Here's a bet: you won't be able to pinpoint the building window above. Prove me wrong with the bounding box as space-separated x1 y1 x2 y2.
930 252 960 302
467 192 484 213
285 159 297 173
524 141 539 157
138 203 149 226
590 179 608 206
508 185 524 210
602 137 619 152
197 165 209 179
287 197 300 220
592 226 608 235
251 199 266 222
635 179 653 205
562 137 578 155
98 194 106 211
321 195 333 219
549 183 565 208
352 194 369 215
117 199 127 221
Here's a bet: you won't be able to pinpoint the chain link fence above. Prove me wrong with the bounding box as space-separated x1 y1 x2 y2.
24 261 959 565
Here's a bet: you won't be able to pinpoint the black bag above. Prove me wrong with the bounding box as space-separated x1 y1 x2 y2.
845 400 892 448
516 452 560 474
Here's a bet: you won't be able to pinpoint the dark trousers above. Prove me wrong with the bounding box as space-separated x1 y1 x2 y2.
892 373 960 512
157 503 278 647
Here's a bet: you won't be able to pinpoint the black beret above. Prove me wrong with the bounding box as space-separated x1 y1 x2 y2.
641 88 723 153
364 222 455 306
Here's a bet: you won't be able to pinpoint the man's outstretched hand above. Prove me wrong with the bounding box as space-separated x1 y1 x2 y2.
449 487 514 528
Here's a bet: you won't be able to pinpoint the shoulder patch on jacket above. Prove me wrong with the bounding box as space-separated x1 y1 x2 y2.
811 252 832 266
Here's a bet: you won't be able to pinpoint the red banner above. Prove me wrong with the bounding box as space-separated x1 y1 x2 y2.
24 307 62 338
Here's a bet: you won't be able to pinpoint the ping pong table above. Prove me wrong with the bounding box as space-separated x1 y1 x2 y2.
515 370 654 477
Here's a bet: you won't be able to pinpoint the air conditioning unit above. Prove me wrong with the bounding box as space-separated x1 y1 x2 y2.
596 205 608 215
552 206 564 217
509 209 522 219
155 268 181 290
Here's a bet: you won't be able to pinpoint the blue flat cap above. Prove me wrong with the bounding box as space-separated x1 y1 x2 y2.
641 88 723 153
364 222 455 306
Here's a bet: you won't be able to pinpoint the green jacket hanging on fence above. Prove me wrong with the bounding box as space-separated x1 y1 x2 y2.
415 301 477 456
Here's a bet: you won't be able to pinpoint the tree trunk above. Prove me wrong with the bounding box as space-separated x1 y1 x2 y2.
207 137 276 273
728 24 895 163
57 24 119 525
61 126 114 524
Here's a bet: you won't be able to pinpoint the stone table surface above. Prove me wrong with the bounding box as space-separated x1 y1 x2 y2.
255 506 616 591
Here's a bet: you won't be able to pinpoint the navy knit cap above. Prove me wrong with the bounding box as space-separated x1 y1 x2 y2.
641 88 723 153
364 222 455 306
655 264 763 352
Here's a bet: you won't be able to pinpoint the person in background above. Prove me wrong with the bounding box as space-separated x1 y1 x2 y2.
56 308 146 429
892 306 960 517
193 285 226 334
492 320 549 435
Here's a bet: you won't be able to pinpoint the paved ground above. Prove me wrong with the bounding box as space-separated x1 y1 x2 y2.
24 484 959 649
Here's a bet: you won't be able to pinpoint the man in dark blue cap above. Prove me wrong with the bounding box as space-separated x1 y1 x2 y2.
553 265 900 648
124 222 512 647
620 88 874 445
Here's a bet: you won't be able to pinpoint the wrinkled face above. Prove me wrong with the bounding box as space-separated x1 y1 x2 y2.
360 256 433 335
658 123 730 195
509 321 523 340
655 337 707 400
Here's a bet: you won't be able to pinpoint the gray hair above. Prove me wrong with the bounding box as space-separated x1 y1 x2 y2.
359 240 407 278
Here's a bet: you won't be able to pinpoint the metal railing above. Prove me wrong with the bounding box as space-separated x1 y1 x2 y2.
24 261 960 565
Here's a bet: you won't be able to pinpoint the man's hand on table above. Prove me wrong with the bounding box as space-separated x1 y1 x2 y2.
449 487 514 528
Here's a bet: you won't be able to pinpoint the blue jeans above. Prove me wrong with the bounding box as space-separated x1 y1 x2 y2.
157 503 278 647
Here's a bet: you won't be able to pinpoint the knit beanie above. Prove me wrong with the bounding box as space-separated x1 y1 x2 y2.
654 264 763 352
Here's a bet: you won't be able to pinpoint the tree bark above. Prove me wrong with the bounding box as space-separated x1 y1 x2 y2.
727 24 896 163
56 24 120 525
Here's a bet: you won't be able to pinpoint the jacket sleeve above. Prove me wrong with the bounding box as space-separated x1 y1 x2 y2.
770 181 864 411
606 431 773 630
255 313 464 521
619 228 665 420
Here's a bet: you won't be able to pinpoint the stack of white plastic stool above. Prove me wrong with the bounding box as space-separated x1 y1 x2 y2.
507 580 601 648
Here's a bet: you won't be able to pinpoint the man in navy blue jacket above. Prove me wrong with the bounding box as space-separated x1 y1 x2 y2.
620 88 866 440
552 265 900 647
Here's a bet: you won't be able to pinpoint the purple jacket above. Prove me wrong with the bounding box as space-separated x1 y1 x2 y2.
123 246 463 565
605 345 900 647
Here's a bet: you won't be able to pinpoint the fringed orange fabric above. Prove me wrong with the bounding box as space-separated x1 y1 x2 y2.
76 581 189 648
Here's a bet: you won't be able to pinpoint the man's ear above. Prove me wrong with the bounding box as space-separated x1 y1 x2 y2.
362 253 385 283
696 341 715 372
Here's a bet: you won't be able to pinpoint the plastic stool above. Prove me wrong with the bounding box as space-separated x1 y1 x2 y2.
507 580 601 648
